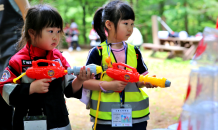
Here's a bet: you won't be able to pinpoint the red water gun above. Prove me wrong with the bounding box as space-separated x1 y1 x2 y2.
13 59 102 83
104 62 171 88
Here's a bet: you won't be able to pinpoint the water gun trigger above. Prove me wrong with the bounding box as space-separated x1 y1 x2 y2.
47 80 52 83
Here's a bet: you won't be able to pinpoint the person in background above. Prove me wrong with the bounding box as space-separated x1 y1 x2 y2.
70 19 78 29
126 27 143 49
69 19 81 51
64 23 72 48
89 21 101 48
0 0 30 129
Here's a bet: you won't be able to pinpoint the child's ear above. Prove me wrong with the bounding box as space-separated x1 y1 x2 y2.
28 29 36 39
105 20 113 30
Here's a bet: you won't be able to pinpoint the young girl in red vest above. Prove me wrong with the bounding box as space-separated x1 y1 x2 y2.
0 4 93 130
83 1 156 130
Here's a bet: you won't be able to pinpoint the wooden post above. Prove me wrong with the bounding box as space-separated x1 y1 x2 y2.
152 15 160 45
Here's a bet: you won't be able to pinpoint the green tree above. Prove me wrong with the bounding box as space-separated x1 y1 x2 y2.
29 0 218 44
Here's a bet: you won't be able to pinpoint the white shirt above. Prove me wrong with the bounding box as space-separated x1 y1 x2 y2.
70 22 78 29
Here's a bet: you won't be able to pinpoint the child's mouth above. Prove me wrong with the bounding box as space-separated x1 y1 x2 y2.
52 43 56 46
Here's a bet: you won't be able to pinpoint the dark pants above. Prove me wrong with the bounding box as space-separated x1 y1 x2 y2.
0 97 13 130
96 121 147 130
71 41 79 48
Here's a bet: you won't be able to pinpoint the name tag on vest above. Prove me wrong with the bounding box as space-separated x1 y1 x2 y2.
111 104 132 127
24 120 46 130
23 109 47 130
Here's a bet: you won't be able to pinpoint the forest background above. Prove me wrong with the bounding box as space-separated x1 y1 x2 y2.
29 0 218 45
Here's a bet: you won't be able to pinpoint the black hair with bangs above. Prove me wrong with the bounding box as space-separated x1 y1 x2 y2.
93 0 135 42
17 4 63 50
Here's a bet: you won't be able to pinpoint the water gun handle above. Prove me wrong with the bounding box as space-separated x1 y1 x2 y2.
13 72 26 83
112 62 137 73
32 59 60 67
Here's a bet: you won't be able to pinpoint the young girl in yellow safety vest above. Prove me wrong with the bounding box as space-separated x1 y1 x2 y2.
83 1 156 130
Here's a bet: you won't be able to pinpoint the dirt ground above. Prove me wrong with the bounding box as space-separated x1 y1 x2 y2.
62 49 189 130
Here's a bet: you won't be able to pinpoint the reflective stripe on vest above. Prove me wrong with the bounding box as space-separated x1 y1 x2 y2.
90 41 150 120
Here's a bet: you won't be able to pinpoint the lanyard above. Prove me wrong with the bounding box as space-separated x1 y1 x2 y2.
105 40 126 108
105 40 126 63
120 91 124 108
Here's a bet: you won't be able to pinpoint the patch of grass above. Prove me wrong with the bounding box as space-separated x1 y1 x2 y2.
161 112 166 115
156 107 160 111
154 88 161 92
152 51 169 59
173 116 179 121
146 57 191 75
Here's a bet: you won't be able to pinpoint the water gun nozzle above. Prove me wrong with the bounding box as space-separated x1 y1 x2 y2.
165 80 171 87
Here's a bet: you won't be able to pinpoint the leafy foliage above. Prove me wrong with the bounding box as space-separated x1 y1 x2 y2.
29 0 218 44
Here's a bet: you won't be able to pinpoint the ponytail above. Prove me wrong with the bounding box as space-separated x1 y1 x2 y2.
93 7 107 43
93 1 135 43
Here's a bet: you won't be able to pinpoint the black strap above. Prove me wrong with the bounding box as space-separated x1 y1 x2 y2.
96 46 103 80
8 65 20 77
134 45 139 55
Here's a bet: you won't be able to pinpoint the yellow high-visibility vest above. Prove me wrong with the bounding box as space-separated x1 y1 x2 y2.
90 41 149 120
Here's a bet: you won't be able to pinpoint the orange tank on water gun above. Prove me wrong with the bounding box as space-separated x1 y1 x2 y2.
104 62 171 88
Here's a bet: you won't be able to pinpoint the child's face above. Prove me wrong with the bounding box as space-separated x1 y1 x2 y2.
34 27 61 50
115 19 134 41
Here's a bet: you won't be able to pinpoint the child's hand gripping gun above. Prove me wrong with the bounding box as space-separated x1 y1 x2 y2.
104 62 171 88
13 59 103 83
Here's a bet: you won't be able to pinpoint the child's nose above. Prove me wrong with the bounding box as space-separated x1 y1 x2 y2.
127 27 132 32
53 34 58 40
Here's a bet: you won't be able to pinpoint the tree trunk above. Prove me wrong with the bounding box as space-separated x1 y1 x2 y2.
64 0 67 21
159 1 164 16
82 4 87 44
159 1 165 31
184 0 189 34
